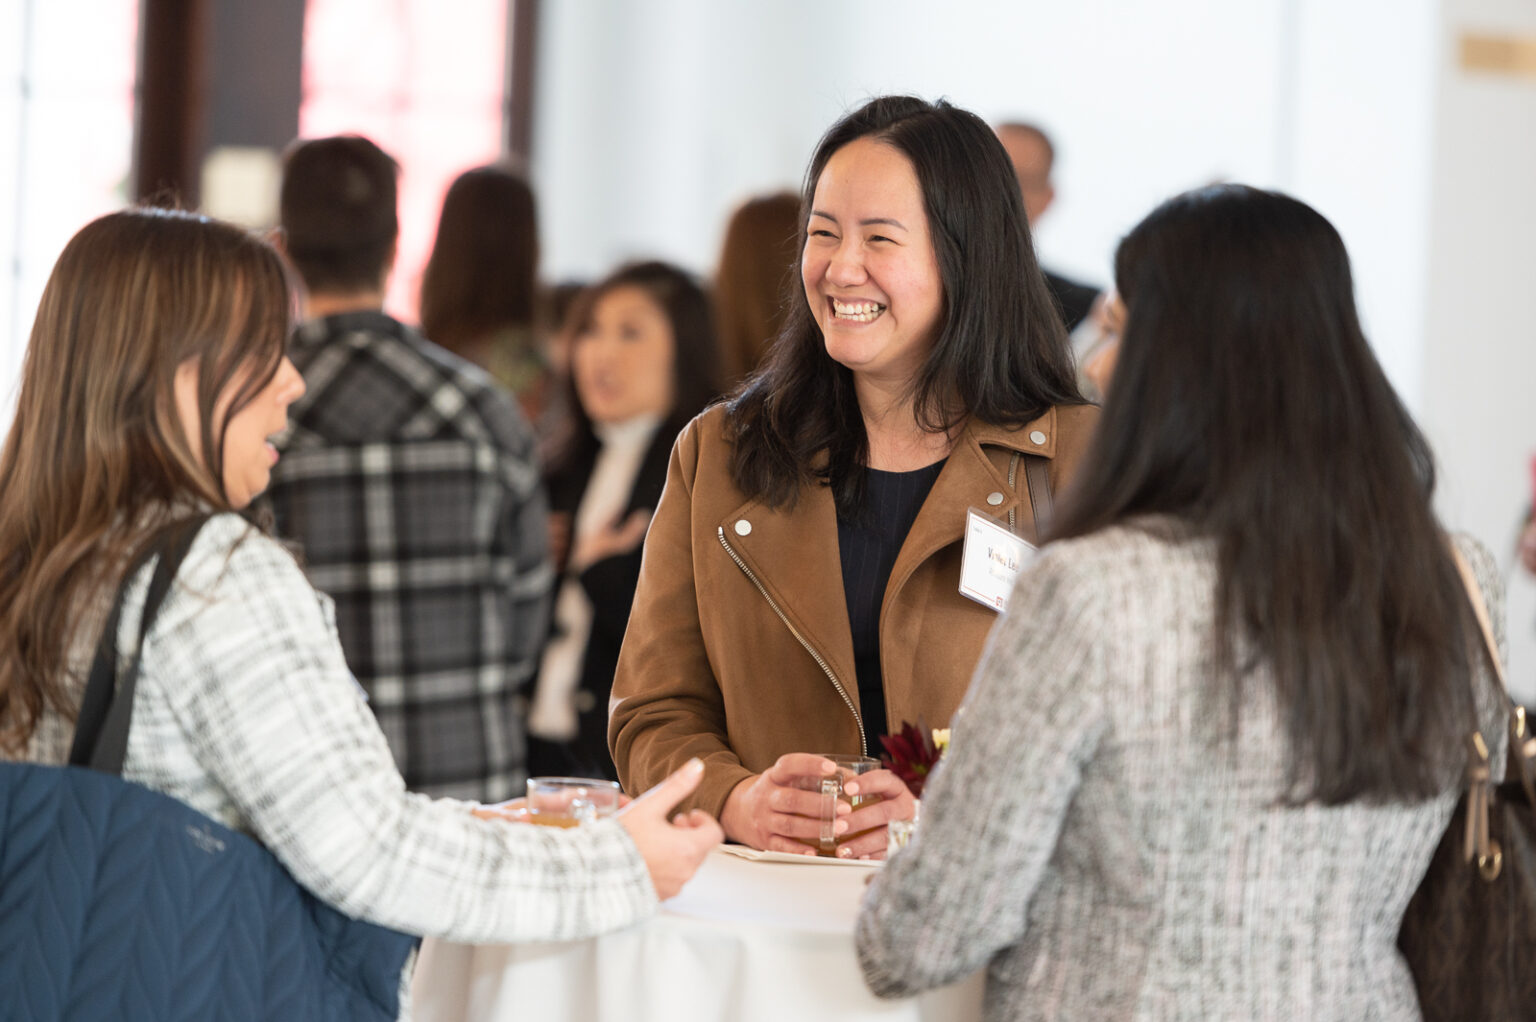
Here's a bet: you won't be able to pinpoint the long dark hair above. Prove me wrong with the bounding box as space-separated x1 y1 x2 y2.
0 208 291 752
726 95 1083 516
1054 184 1475 805
419 164 539 356
547 261 720 476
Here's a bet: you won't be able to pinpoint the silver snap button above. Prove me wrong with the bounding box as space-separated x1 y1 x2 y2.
986 492 1004 506
1029 430 1047 445
734 519 752 536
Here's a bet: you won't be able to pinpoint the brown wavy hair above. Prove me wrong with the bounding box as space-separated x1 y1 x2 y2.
419 164 540 357
0 208 292 753
713 191 801 387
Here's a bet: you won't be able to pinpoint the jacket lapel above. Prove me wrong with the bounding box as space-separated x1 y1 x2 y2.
885 407 1058 601
716 483 859 707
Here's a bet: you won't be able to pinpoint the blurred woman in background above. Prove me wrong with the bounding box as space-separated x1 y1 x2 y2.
528 261 720 779
713 191 801 388
420 164 552 419
856 185 1506 1019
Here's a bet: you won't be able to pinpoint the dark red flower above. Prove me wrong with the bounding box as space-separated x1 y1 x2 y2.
878 720 942 798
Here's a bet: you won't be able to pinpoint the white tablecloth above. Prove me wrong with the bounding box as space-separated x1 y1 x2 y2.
412 847 984 1021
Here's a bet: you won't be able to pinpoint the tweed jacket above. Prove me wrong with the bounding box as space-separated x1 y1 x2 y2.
607 401 1099 816
24 514 655 1018
856 523 1508 1022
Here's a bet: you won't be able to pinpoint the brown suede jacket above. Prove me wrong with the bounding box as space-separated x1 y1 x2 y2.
607 401 1100 818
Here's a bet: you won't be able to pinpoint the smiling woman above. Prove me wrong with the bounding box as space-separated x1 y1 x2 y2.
804 137 944 411
607 96 1100 861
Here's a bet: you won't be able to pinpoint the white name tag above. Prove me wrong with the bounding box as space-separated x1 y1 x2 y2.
959 508 1038 612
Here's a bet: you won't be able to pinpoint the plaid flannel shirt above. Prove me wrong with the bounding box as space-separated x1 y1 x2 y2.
263 311 552 802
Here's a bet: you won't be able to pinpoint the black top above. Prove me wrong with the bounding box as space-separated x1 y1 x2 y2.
836 459 946 757
528 416 685 781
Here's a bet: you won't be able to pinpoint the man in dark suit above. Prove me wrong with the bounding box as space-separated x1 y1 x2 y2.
995 121 1102 332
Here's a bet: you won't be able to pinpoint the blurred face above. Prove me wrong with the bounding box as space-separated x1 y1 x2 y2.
175 354 306 508
572 285 676 425
802 137 944 389
996 126 1055 227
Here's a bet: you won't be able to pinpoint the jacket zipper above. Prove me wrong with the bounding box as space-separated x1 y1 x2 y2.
716 526 867 754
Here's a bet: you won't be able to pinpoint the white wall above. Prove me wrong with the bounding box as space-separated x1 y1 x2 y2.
1420 0 1536 699
533 0 1290 288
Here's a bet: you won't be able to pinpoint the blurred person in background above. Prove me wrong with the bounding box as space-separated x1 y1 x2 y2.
857 184 1506 1020
609 96 1097 859
1078 289 1125 402
713 191 802 388
995 121 1102 335
532 278 590 459
420 164 552 422
528 262 720 780
542 279 590 382
0 208 721 1017
266 135 550 803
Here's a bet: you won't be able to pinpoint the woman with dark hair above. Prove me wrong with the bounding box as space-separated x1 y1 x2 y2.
856 185 1506 1018
528 261 720 779
713 190 802 387
419 164 551 418
0 210 720 1016
609 96 1098 857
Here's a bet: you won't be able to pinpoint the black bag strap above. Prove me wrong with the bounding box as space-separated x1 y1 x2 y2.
68 516 211 774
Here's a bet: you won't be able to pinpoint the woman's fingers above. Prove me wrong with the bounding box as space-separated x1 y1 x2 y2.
617 759 724 900
764 753 837 786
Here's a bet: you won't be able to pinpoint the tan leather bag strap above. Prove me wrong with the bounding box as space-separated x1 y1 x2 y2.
1450 544 1533 879
1450 546 1506 694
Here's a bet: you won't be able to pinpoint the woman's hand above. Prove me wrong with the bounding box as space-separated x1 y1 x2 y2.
720 753 850 853
570 510 651 573
838 769 917 860
616 758 724 900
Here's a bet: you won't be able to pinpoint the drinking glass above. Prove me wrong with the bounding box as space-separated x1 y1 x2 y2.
525 776 622 827
886 800 921 856
791 754 880 855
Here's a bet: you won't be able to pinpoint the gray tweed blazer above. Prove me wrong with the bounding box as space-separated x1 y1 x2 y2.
857 521 1507 1021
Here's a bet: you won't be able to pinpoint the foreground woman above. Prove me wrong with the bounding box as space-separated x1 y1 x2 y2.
609 96 1097 857
0 209 720 1016
856 185 1506 1020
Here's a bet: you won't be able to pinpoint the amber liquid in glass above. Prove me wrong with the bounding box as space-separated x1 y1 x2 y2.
525 815 582 828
